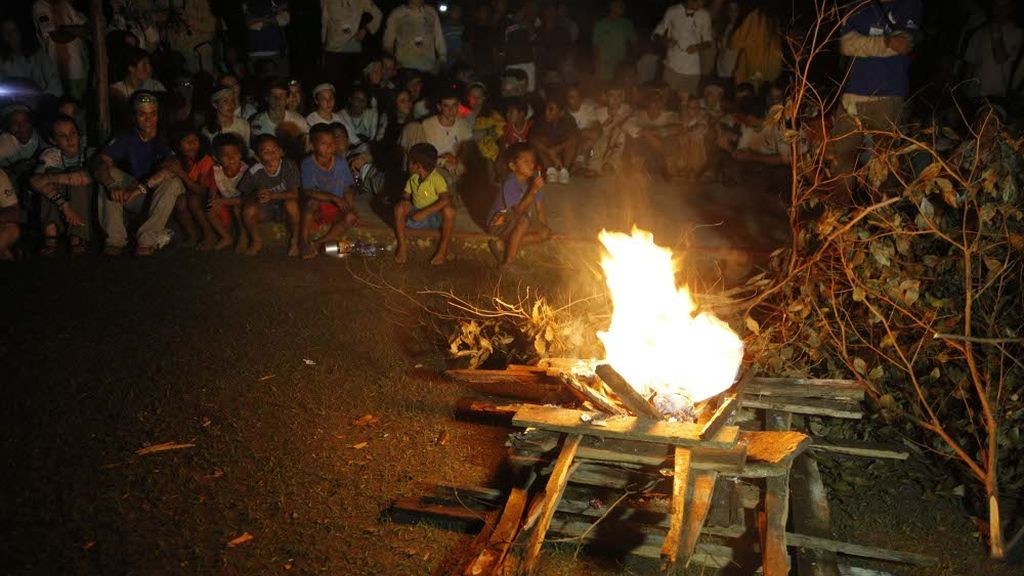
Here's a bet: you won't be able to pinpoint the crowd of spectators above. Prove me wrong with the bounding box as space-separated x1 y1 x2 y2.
0 0 1020 264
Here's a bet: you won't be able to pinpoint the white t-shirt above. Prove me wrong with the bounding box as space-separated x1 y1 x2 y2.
0 132 41 167
322 0 383 53
110 78 167 102
340 108 386 147
305 111 344 127
420 115 472 156
653 5 712 75
211 164 248 198
0 168 16 209
625 109 680 138
35 145 85 173
965 23 1024 98
250 110 310 137
568 100 600 130
203 116 252 147
32 0 89 81
737 123 789 160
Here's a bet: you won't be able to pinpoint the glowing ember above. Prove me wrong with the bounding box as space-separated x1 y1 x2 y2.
597 228 744 413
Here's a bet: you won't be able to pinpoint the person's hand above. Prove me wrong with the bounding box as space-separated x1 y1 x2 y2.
885 33 913 55
686 44 699 54
440 153 457 169
109 186 128 203
410 208 428 222
124 187 144 204
61 204 84 226
356 29 367 42
258 189 272 204
207 196 222 209
531 172 546 190
64 171 90 187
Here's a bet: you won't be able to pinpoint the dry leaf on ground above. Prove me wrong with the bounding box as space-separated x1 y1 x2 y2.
226 532 253 547
135 442 195 456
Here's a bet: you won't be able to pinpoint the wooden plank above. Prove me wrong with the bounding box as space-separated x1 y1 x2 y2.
763 472 792 576
446 371 574 404
790 454 840 576
660 447 692 572
746 377 864 400
741 396 863 419
785 533 937 566
809 439 909 460
680 470 719 565
742 430 811 465
463 470 536 576
509 429 746 472
544 516 736 569
560 371 626 416
521 434 582 575
595 364 662 419
700 395 738 440
388 496 490 533
453 397 524 424
512 405 739 448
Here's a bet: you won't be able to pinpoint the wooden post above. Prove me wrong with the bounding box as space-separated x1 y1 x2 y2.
595 364 662 419
660 446 692 572
790 454 840 576
762 472 791 576
89 0 110 142
521 434 582 575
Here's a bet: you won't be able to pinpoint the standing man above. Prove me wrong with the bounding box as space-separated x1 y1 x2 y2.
31 0 89 98
93 92 187 257
962 0 1023 99
382 0 446 74
831 0 922 183
592 0 638 84
321 0 383 91
653 0 713 98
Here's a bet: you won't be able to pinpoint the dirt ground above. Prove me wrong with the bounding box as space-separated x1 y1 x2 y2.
1 246 1021 575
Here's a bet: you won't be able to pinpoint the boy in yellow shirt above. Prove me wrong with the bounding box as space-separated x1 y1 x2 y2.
394 143 455 265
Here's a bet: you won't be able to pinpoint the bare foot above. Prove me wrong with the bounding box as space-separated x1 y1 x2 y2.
245 238 263 256
287 242 300 257
213 237 233 251
488 239 504 263
301 242 317 260
394 246 408 264
429 251 448 266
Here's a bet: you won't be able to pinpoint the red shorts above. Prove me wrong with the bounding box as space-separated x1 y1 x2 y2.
215 205 233 227
315 201 344 226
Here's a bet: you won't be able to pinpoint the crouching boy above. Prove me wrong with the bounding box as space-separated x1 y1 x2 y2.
239 135 301 256
299 123 358 259
394 143 455 265
487 143 551 268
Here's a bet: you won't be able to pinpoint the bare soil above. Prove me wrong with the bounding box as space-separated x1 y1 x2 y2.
1 248 1020 575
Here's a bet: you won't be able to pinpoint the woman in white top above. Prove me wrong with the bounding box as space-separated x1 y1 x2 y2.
110 47 166 104
305 83 344 127
203 88 252 149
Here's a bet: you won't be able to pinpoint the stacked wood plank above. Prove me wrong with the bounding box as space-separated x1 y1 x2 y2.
385 361 933 575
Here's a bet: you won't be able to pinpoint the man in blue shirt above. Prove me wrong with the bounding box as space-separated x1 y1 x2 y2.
93 91 187 256
831 0 922 192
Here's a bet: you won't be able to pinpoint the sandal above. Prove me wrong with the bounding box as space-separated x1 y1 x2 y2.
40 236 59 257
70 236 88 256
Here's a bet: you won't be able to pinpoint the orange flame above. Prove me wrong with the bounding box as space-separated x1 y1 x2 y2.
597 228 743 404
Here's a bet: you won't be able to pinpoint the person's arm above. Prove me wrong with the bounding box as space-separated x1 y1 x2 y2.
36 52 63 97
363 0 384 36
433 9 447 62
272 186 298 201
48 25 89 44
512 172 545 214
690 12 713 52
411 192 450 220
534 197 549 228
990 25 1011 64
94 152 138 203
382 9 398 54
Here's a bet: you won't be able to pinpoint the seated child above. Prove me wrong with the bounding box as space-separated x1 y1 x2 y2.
487 142 551 268
0 104 41 179
299 123 359 259
625 85 680 176
500 98 532 152
171 126 216 248
393 143 456 265
529 97 580 184
0 167 21 260
204 133 249 251
586 85 633 176
674 96 710 180
29 114 92 256
565 85 600 164
239 135 302 256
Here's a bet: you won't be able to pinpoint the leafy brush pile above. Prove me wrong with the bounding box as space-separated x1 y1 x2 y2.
735 116 1023 556
443 291 606 369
